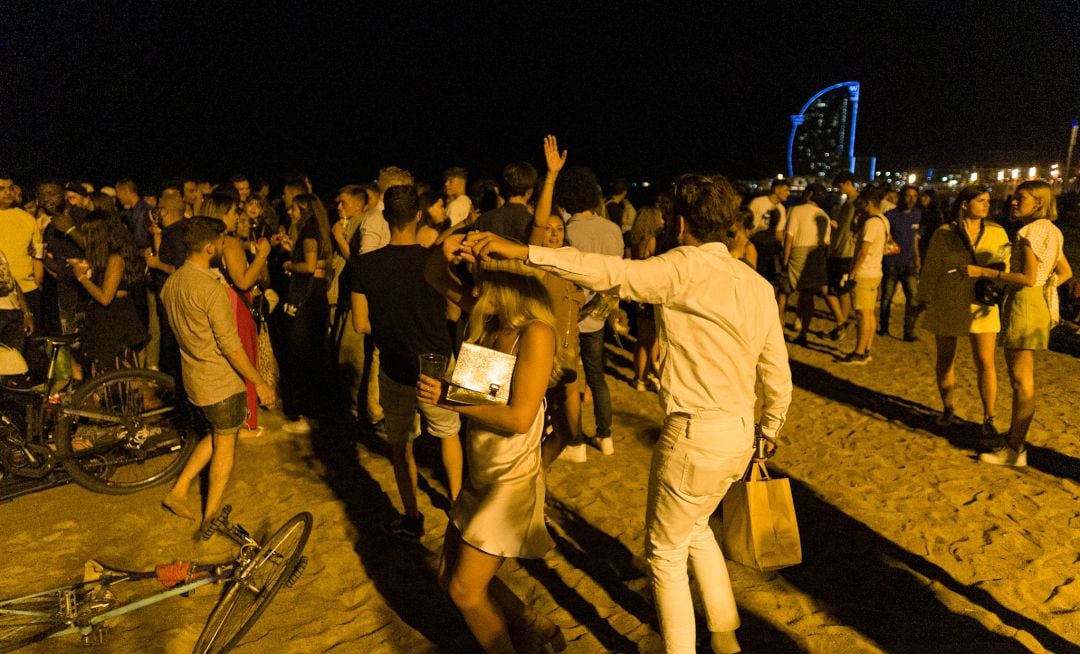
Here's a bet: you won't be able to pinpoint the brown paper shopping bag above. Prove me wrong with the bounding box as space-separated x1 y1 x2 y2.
721 460 802 570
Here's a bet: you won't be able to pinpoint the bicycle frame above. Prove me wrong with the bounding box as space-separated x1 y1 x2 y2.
0 562 235 645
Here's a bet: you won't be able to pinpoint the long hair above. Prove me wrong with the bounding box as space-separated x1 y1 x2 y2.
465 270 560 385
419 189 448 231
629 206 663 258
79 210 143 288
1014 179 1057 222
949 185 989 223
288 193 332 260
198 193 236 222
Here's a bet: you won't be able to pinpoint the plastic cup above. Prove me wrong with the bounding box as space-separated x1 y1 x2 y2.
418 353 449 380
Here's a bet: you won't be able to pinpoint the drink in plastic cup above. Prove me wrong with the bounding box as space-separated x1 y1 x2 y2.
418 353 449 380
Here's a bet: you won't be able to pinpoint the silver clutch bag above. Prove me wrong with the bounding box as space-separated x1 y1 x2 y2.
446 342 516 405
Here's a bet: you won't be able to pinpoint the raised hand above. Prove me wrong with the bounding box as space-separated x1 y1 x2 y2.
543 134 567 175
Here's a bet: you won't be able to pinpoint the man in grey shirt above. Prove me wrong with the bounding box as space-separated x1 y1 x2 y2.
559 166 624 455
826 171 859 340
160 217 275 529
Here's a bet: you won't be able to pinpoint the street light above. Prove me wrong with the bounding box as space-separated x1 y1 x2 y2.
1028 166 1037 178
969 171 979 182
1010 168 1021 180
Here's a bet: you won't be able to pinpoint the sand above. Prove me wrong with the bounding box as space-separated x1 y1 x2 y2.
2 309 1078 653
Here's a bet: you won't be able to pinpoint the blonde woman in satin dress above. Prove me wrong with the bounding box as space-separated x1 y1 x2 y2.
418 268 565 654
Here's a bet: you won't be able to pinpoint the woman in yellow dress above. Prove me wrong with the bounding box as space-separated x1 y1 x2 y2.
969 181 1072 466
919 186 1010 442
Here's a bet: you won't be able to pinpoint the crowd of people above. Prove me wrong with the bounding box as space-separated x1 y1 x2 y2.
0 133 1074 651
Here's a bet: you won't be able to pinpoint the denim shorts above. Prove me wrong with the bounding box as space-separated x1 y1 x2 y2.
379 370 460 444
194 392 248 434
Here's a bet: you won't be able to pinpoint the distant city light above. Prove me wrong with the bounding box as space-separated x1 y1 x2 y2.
996 170 1005 181
1027 166 1037 178
969 172 978 182
1050 168 1060 179
1010 168 1020 180
907 174 916 184
948 180 959 188
641 181 651 188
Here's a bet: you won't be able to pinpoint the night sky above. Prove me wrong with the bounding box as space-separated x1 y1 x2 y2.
2 1 1078 191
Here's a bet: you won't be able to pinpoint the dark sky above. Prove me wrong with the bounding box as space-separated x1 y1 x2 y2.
2 0 1078 191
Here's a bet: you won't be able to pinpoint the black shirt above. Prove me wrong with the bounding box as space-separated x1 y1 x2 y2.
473 203 533 244
151 220 187 292
351 244 452 385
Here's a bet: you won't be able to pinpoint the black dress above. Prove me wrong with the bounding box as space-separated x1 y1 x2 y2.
82 265 148 369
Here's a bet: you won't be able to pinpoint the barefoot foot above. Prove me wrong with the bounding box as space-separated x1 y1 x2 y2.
162 493 196 521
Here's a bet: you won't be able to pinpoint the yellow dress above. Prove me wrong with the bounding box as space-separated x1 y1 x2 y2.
919 222 1010 336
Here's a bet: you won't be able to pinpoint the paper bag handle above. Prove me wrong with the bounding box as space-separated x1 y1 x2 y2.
745 460 771 481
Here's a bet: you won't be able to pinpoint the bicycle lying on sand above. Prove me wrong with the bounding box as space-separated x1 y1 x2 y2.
0 335 194 499
0 505 312 652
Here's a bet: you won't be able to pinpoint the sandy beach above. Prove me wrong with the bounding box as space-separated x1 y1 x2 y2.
3 304 1079 653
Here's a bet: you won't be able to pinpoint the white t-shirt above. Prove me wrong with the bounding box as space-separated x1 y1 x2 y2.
785 204 831 249
748 195 787 235
447 195 472 227
853 216 887 279
1016 219 1064 287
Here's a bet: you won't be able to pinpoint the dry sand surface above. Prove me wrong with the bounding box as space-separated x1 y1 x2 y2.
3 314 1079 653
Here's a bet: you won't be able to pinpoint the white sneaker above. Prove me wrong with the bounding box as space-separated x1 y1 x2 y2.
979 446 1027 467
597 436 615 455
561 443 587 463
282 416 314 434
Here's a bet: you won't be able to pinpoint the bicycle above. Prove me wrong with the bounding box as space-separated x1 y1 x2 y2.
0 505 312 652
0 334 195 498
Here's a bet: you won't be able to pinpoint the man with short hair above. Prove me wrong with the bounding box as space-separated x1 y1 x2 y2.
443 166 472 227
473 162 538 243
331 184 371 416
0 175 43 350
826 171 859 339
116 178 153 250
748 179 790 239
605 178 637 233
229 174 251 203
880 185 921 341
351 185 462 540
146 195 188 390
463 172 791 654
558 166 623 455
161 217 275 528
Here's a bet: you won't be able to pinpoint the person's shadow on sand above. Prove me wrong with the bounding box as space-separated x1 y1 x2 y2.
789 359 1080 485
764 466 1076 653
308 419 479 652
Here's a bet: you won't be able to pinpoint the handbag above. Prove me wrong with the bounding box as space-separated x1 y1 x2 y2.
879 216 901 257
721 460 802 571
445 341 517 405
974 277 1005 306
957 223 1004 307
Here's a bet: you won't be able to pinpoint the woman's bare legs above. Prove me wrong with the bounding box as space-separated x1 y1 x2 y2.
440 523 555 653
934 335 959 412
969 332 997 421
1005 348 1035 450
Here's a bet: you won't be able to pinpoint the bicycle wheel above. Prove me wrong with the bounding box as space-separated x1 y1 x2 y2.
55 369 195 494
194 512 313 653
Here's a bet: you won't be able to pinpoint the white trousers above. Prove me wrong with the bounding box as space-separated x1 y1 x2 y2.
645 412 755 653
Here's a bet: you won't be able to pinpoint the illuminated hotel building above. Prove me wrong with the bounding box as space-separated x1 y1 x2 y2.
787 82 860 178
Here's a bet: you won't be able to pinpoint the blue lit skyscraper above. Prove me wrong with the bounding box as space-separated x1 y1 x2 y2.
787 82 860 178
